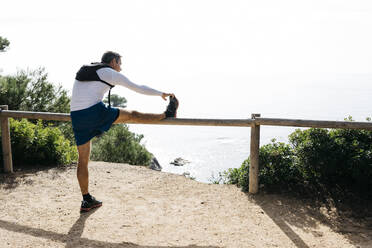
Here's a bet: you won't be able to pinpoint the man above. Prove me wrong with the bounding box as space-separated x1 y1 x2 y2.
70 51 178 212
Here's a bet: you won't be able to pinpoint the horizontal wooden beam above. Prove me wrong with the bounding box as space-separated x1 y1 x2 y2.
1 110 372 130
256 117 372 130
0 110 253 127
131 118 254 127
0 110 71 121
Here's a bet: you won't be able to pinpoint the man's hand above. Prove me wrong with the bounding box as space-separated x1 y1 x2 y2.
161 93 175 101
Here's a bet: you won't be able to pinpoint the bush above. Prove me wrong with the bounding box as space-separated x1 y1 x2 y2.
91 124 152 166
224 140 298 192
224 159 249 189
289 127 372 191
0 119 78 168
224 122 372 200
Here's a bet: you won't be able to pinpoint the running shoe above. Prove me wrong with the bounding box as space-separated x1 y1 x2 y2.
80 196 102 212
165 96 179 118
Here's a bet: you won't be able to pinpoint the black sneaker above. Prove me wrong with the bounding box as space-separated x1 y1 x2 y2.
80 196 102 212
165 96 179 118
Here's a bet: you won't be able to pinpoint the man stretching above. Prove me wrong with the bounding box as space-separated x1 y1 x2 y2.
70 51 178 212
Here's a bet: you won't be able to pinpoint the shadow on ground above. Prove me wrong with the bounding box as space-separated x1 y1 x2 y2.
0 208 220 248
247 192 372 248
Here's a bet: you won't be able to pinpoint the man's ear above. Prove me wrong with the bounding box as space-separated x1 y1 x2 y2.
109 59 115 68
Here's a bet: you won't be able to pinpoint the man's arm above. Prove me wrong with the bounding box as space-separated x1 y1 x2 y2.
97 68 164 97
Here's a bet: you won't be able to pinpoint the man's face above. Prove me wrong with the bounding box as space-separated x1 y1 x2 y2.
111 58 122 72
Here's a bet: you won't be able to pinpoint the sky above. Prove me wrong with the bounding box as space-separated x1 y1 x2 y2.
1 0 372 119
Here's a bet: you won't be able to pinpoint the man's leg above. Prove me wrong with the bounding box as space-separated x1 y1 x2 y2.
77 141 102 212
114 109 166 124
114 95 178 123
77 141 91 195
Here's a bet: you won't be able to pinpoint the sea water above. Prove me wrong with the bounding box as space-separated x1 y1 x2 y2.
128 74 372 183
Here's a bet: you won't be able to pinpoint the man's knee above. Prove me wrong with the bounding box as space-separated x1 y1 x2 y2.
78 156 89 166
131 110 142 120
114 109 133 123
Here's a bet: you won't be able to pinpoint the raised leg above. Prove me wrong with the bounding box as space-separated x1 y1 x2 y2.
113 108 166 124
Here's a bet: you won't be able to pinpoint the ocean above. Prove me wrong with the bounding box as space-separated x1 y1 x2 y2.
128 74 372 183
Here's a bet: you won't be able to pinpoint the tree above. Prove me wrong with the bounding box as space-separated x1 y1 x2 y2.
103 94 127 108
0 36 10 52
0 73 28 110
0 68 70 113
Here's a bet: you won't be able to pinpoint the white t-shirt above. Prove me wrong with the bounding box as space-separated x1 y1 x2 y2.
70 67 163 111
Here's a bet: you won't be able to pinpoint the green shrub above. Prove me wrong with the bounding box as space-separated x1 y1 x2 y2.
224 140 298 192
289 127 372 191
91 124 152 166
55 121 76 145
0 119 78 168
289 128 338 182
224 122 372 199
224 159 249 189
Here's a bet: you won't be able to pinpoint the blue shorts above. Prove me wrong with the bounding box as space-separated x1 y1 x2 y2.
70 102 120 146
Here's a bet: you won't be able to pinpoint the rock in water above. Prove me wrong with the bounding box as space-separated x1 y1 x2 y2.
149 157 162 171
170 157 190 166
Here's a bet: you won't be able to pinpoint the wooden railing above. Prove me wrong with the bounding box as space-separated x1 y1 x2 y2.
1 105 372 194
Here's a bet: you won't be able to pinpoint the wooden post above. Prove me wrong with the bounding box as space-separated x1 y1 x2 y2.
0 105 13 173
249 113 261 194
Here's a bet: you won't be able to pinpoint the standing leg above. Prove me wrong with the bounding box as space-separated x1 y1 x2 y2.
77 141 91 195
77 140 102 212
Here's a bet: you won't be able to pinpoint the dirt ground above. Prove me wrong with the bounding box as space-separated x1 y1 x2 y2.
0 161 371 248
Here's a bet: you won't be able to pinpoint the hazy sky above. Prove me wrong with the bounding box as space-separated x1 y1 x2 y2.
1 0 372 118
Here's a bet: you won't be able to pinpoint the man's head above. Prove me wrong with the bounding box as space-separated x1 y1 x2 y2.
101 51 122 72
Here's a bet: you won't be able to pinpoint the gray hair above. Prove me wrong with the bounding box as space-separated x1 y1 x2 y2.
101 51 122 64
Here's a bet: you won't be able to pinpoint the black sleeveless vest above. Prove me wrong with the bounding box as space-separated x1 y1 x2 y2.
75 63 115 107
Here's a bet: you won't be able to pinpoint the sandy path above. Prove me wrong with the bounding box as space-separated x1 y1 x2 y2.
0 161 371 248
